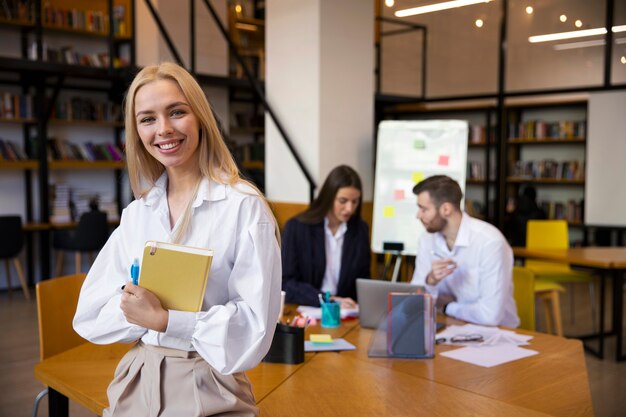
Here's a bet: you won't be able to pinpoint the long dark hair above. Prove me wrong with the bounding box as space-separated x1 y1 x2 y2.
297 165 363 224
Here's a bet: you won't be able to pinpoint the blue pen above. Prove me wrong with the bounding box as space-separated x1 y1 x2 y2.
130 258 140 285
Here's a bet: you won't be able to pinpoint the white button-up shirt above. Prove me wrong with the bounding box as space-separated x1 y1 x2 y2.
320 217 348 295
73 174 281 374
411 213 519 327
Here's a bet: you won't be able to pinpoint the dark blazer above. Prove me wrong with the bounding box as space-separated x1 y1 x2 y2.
281 215 371 306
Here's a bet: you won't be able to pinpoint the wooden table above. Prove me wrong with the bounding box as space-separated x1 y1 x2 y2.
34 317 593 417
513 247 626 360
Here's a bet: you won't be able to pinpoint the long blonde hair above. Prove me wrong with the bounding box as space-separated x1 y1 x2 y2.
124 62 279 243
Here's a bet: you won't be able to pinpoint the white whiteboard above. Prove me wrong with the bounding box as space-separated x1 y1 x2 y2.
371 120 468 256
586 91 626 227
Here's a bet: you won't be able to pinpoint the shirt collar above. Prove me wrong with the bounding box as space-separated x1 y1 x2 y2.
324 217 348 239
142 173 227 207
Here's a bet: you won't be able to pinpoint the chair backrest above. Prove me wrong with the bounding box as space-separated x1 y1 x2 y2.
512 266 535 331
74 211 109 252
526 220 571 272
36 274 87 360
0 215 24 258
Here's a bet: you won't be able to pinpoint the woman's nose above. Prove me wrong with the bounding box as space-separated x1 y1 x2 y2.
158 119 174 136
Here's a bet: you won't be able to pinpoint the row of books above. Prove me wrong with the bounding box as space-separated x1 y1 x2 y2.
232 142 264 166
468 125 495 144
50 182 119 223
511 159 585 181
47 138 124 162
508 120 586 140
0 0 33 22
1 92 34 119
51 97 122 123
539 200 583 223
0 138 28 161
43 2 107 34
467 161 496 181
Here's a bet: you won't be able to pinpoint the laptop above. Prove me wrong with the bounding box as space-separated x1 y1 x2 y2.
356 279 422 329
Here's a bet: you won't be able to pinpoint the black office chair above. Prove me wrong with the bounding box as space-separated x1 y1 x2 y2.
0 215 31 300
53 210 109 276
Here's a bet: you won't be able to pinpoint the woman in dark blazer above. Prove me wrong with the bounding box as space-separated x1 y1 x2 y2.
282 165 371 307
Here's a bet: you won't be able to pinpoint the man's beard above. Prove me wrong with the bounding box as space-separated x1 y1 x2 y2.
423 214 446 233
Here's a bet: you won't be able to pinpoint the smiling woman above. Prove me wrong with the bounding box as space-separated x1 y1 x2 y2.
72 62 282 417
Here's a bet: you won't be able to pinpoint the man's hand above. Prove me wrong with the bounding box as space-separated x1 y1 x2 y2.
330 296 357 309
425 258 457 286
120 283 169 332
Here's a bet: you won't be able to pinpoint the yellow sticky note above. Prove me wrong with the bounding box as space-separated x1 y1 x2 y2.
383 206 395 218
412 172 425 184
310 334 333 344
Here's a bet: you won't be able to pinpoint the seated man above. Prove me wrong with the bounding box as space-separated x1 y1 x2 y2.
410 175 519 327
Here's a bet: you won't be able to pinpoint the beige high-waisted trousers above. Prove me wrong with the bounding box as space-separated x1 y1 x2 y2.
103 342 258 417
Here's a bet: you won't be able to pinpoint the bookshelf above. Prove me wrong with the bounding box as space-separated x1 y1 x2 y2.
505 102 587 239
0 0 134 281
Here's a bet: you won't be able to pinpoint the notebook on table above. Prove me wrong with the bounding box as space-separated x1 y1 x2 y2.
138 241 213 312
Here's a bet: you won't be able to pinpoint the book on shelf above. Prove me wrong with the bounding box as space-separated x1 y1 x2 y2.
1 92 33 119
0 139 28 161
46 138 123 162
511 159 584 180
508 119 586 140
0 0 34 22
467 161 484 180
539 199 583 223
50 182 119 223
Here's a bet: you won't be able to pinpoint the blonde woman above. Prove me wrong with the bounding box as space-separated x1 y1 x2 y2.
73 62 281 417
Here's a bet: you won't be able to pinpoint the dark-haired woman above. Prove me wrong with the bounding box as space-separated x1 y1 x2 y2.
282 165 371 308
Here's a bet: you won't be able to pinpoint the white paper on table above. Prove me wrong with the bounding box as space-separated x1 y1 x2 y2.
436 324 533 346
297 305 359 320
439 345 539 367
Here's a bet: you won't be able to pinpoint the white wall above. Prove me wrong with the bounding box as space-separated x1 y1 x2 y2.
265 0 374 203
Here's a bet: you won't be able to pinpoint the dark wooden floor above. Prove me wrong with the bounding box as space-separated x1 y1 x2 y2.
1 281 625 417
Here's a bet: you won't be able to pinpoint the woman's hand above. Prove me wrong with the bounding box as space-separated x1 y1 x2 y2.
120 283 169 332
330 296 357 309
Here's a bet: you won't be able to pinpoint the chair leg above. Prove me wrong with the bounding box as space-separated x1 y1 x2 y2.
12 258 31 300
55 251 64 277
588 281 597 333
32 387 48 417
549 291 564 337
541 295 554 334
74 252 81 274
4 259 12 298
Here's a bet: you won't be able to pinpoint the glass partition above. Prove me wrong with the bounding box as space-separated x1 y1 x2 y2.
612 0 626 85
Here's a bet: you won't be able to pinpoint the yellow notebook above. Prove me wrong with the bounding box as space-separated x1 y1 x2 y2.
138 241 213 312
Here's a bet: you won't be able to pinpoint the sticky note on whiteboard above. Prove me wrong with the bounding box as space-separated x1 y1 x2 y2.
438 155 450 166
414 140 426 149
383 206 395 218
394 189 405 200
412 172 425 184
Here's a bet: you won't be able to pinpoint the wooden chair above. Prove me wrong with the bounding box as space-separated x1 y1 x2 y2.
0 215 31 300
526 220 596 327
33 274 87 417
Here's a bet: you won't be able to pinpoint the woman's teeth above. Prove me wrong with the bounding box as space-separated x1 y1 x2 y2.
159 142 179 150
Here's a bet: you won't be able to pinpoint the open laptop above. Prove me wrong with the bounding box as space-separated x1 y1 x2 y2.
356 278 422 329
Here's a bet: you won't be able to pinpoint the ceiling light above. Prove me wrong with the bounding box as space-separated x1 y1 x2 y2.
395 0 491 17
621 56 626 64
614 25 626 33
475 19 484 28
385 0 395 7
526 6 533 15
560 15 567 23
529 27 607 43
235 4 242 13
575 20 583 28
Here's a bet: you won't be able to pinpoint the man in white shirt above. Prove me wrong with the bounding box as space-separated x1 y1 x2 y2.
411 175 520 327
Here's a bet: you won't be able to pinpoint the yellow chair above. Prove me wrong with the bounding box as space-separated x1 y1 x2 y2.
526 220 596 326
33 274 88 417
513 266 565 335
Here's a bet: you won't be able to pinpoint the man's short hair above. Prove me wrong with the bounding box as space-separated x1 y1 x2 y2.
412 175 463 210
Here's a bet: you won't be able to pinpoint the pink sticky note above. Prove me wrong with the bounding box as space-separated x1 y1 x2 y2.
394 189 405 200
438 155 449 166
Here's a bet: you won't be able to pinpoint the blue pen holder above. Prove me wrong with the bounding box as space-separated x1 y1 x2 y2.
321 302 340 328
